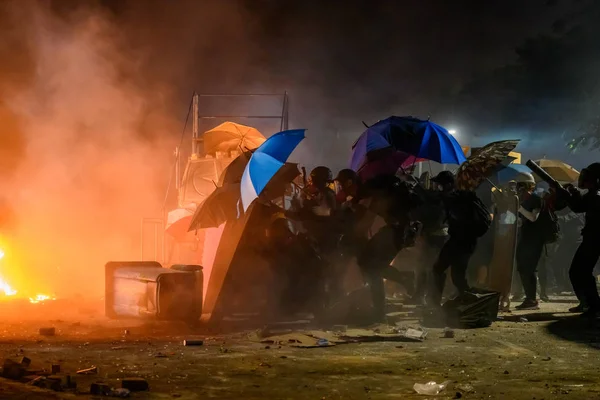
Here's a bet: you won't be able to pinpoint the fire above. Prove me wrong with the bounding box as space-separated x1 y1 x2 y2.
0 249 16 296
0 279 17 296
0 248 55 303
29 294 55 304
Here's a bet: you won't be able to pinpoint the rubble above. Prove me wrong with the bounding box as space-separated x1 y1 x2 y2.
121 377 149 391
91 382 112 396
111 388 131 397
39 327 56 336
2 358 28 380
77 366 98 374
183 339 204 346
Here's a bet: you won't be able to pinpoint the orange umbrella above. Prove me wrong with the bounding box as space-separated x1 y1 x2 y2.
532 159 579 184
203 122 266 154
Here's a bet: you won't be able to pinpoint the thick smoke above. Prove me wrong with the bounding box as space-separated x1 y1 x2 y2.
0 1 176 297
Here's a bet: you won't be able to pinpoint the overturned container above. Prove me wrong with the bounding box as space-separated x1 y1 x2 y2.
105 261 203 321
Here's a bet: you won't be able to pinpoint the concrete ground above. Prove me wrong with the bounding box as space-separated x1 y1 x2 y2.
1 297 600 400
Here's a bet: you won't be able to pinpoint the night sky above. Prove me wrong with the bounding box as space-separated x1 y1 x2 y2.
40 0 600 168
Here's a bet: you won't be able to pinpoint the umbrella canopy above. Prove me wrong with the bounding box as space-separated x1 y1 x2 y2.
241 129 305 211
219 150 300 190
533 159 579 184
360 116 467 164
491 163 534 185
165 207 195 240
354 147 423 182
189 163 301 231
188 184 239 231
203 122 266 154
218 151 253 185
455 140 520 191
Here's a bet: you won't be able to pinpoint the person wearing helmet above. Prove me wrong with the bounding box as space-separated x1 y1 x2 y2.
298 166 337 241
334 168 360 207
561 162 600 318
427 170 491 307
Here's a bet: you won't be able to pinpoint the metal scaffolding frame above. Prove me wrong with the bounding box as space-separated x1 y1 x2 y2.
141 91 290 264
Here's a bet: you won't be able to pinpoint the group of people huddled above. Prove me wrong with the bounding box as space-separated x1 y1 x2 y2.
258 162 600 322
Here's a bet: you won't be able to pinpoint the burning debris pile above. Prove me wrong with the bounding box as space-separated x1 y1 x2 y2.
0 248 56 305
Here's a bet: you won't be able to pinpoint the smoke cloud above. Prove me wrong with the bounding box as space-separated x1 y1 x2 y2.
0 1 177 297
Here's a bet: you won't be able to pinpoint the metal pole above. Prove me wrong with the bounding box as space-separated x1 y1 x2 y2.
283 91 289 130
161 218 165 264
174 146 180 190
280 92 287 132
140 219 144 261
192 93 199 156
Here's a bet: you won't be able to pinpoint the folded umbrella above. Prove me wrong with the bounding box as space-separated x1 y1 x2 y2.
455 140 520 191
241 129 305 211
532 159 579 184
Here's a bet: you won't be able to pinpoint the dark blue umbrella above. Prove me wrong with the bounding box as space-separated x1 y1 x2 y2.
492 163 534 185
241 129 305 211
363 116 466 165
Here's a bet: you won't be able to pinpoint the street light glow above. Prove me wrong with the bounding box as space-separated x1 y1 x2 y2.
448 129 457 135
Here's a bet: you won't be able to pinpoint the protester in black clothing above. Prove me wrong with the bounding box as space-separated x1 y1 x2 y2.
413 187 448 305
561 163 600 318
263 217 327 317
355 173 423 321
289 166 339 251
514 180 545 310
428 171 491 307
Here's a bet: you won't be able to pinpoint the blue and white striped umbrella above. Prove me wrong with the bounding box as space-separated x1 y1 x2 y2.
240 129 305 211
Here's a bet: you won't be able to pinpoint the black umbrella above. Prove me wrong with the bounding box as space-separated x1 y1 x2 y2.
188 158 301 231
188 183 240 231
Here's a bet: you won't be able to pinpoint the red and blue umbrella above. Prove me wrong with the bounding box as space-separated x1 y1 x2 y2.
351 116 466 174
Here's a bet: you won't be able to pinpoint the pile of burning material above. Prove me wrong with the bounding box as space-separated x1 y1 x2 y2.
0 248 58 311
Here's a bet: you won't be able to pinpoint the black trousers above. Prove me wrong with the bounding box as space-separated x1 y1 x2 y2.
569 238 600 311
431 236 477 306
516 234 546 301
414 235 447 302
358 225 413 318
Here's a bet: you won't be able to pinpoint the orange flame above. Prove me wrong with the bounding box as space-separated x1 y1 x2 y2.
29 294 55 304
0 249 17 296
1 248 55 302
